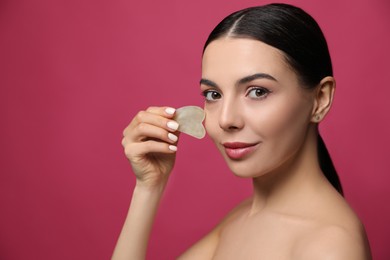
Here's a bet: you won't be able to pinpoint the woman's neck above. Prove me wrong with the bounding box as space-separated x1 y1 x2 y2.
249 129 328 216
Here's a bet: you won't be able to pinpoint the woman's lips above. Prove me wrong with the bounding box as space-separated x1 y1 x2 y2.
222 142 260 160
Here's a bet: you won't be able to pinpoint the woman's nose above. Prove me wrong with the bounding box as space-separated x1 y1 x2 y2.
218 98 244 131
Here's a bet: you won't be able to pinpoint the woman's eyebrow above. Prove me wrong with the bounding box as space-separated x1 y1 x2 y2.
200 73 277 88
237 73 277 85
200 78 218 88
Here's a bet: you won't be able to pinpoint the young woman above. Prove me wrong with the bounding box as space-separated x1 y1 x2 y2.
112 4 371 259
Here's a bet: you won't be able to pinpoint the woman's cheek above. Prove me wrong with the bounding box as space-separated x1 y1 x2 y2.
266 97 312 147
204 109 217 139
204 108 227 148
205 124 218 141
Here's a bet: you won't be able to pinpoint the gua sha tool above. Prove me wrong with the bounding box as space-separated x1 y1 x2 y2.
174 106 206 139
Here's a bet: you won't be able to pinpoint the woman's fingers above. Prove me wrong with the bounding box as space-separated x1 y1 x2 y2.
123 123 179 144
121 106 180 160
121 106 180 185
124 141 177 160
123 107 179 141
146 106 176 118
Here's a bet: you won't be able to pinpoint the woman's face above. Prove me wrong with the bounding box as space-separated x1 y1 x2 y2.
201 38 316 178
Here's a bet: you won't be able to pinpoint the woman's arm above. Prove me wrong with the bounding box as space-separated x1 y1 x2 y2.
111 183 166 260
111 106 179 260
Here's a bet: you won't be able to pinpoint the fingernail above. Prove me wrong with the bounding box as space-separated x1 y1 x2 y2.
169 145 177 152
168 133 178 142
165 107 175 115
167 121 179 131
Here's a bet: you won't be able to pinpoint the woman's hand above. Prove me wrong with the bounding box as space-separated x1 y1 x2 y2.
121 106 179 188
112 107 180 260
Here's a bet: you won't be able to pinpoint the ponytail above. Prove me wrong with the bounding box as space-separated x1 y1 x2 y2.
317 135 343 195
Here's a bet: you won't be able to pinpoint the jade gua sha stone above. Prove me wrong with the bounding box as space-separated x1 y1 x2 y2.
174 106 206 139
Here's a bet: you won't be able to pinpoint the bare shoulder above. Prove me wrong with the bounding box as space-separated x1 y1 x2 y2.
294 199 371 260
297 224 371 260
177 198 252 260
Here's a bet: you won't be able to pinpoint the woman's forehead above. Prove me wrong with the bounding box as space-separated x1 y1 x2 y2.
202 38 296 84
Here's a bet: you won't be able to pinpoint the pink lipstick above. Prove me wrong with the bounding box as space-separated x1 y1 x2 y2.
222 142 259 160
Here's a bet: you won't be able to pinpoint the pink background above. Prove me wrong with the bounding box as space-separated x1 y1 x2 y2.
1 0 389 259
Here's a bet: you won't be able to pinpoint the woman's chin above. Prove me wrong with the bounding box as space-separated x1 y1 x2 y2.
225 160 268 179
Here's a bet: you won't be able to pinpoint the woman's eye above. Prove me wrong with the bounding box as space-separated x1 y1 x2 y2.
247 87 270 99
203 90 222 101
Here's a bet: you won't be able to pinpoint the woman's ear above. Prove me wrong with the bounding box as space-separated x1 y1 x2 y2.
311 76 336 123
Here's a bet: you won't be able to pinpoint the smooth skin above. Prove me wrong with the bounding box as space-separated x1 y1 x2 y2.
112 38 371 260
